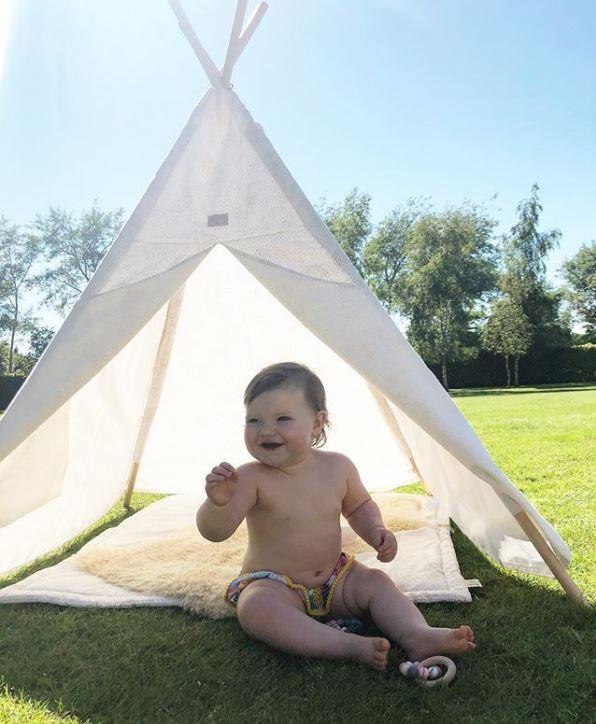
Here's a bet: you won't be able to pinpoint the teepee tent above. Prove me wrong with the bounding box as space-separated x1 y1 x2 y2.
0 1 585 604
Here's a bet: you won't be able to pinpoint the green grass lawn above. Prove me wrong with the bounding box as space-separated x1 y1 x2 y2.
1 385 595 723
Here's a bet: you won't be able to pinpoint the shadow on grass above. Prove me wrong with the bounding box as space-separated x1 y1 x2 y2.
0 520 594 723
451 383 595 398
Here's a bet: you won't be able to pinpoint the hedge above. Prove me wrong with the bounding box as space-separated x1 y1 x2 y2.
429 346 596 389
0 376 26 410
0 347 594 410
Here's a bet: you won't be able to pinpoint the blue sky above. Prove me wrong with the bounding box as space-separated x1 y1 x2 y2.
1 0 595 328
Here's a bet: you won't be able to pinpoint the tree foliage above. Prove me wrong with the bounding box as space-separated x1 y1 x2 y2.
317 188 371 276
362 198 429 312
0 324 53 376
502 183 560 288
0 217 41 373
28 325 54 359
396 205 498 388
481 298 532 386
32 203 124 313
562 241 596 340
500 184 568 351
320 191 498 389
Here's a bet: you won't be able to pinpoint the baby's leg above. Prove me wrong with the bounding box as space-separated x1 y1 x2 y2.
235 578 390 670
331 562 475 660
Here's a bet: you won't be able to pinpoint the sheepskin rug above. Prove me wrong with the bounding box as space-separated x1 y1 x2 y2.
75 493 433 619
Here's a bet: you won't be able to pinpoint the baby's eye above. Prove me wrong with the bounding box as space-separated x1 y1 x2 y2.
246 418 258 424
277 416 292 422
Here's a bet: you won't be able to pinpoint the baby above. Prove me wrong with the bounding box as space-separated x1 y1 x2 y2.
197 362 475 671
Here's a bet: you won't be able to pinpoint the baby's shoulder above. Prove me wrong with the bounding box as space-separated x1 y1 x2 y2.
235 461 269 482
313 450 355 475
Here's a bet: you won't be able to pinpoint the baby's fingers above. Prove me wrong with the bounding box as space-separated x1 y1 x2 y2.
377 551 395 562
211 465 233 479
377 538 397 560
205 472 227 484
219 461 236 474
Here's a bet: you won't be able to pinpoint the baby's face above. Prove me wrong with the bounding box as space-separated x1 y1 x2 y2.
244 386 324 468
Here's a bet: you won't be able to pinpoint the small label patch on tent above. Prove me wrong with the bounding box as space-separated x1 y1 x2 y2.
207 213 229 227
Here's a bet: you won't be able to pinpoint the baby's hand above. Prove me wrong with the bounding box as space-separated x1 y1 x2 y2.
205 462 238 507
369 526 398 562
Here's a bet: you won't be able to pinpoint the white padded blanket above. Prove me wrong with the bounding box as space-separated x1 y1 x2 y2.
0 494 472 607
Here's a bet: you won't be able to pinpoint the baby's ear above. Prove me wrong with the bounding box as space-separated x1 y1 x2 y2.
314 409 327 430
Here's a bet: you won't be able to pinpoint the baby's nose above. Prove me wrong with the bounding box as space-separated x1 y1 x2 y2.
259 425 277 437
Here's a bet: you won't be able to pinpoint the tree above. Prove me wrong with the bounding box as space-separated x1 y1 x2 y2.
397 205 498 389
32 203 124 313
0 325 52 377
561 241 596 341
0 340 36 376
503 184 560 286
361 198 429 311
482 298 532 386
499 184 566 382
0 217 41 374
317 188 371 276
28 325 54 359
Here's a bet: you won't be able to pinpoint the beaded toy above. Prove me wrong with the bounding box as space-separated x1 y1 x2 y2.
325 618 364 634
398 655 456 688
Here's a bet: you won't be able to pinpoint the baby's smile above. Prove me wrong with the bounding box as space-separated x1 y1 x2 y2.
244 386 326 469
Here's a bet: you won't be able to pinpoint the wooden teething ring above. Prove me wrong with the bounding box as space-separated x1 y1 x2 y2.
417 656 456 688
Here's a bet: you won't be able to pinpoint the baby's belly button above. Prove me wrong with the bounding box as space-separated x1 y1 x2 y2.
294 558 339 582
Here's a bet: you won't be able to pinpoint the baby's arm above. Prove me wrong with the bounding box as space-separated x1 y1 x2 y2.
342 458 398 563
196 462 257 542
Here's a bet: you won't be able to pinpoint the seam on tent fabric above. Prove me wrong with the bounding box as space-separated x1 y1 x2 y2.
239 102 363 288
90 248 211 299
81 90 216 299
226 247 356 288
137 229 288 247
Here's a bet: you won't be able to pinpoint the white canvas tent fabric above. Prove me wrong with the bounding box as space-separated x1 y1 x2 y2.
0 85 571 580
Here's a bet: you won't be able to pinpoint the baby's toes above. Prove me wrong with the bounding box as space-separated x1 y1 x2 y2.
458 625 475 643
372 653 388 671
374 638 391 652
372 638 390 670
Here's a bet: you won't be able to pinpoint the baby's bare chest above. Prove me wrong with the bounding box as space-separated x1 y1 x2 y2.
253 477 345 528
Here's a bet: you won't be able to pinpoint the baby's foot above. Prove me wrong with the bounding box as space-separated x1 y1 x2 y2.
354 636 391 671
405 625 475 661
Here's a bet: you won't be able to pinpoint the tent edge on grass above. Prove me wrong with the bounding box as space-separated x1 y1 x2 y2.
0 0 587 605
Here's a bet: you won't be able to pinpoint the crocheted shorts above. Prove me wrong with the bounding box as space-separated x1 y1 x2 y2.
225 552 355 618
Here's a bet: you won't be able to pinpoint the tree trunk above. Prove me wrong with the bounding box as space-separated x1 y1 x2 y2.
513 355 520 387
504 354 511 387
8 320 16 375
9 293 18 375
441 360 449 391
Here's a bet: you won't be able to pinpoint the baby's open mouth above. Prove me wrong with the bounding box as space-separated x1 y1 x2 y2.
261 442 283 450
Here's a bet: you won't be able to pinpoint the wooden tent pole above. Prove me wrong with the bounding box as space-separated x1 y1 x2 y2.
367 383 432 494
168 0 268 89
123 286 186 507
222 0 248 87
168 0 223 87
233 2 268 65
368 384 588 605
514 509 589 606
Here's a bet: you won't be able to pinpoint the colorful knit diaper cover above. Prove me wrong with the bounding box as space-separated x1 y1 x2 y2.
225 552 355 617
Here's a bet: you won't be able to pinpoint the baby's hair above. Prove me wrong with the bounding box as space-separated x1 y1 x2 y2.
244 362 329 448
